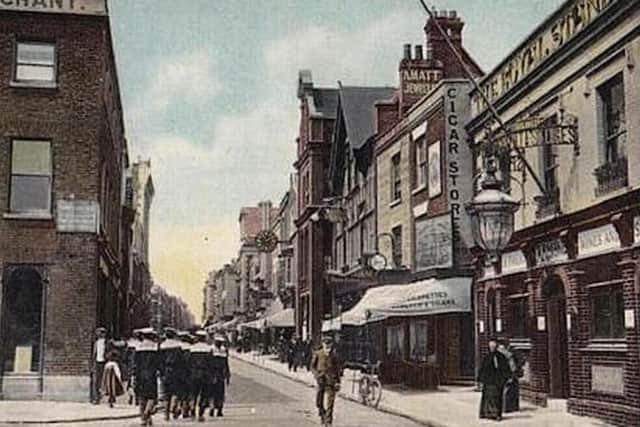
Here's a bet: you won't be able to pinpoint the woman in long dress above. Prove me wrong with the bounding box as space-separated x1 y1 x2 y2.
477 338 511 421
101 350 125 408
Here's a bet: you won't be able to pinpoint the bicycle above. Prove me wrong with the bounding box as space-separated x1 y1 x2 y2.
356 361 382 408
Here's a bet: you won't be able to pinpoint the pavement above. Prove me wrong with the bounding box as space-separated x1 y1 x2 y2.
0 353 613 426
231 350 613 427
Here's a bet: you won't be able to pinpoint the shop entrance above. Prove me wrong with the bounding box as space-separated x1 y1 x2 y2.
1 267 45 377
544 275 569 398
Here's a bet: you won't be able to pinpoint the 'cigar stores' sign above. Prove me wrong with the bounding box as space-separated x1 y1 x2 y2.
0 0 107 15
472 0 616 113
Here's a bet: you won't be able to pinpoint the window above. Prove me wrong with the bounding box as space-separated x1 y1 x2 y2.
591 287 624 339
10 140 52 214
386 324 405 357
311 119 323 141
302 171 310 207
510 298 527 338
415 138 427 189
391 153 401 201
392 225 402 267
598 74 626 164
15 42 56 84
409 320 429 361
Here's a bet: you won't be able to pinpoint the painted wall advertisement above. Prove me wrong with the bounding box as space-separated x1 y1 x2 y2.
415 213 453 271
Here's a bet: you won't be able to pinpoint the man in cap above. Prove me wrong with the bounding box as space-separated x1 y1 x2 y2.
210 333 231 417
190 330 214 421
159 327 185 420
133 328 161 426
176 331 195 419
311 334 342 427
91 327 108 404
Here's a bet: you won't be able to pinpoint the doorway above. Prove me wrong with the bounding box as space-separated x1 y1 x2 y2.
1 267 45 376
544 276 569 398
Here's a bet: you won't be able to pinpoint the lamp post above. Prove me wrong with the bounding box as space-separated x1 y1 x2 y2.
466 157 520 263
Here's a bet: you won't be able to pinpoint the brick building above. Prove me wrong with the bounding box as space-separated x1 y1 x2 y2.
294 71 338 341
367 11 482 388
467 0 640 425
271 178 297 309
0 0 129 400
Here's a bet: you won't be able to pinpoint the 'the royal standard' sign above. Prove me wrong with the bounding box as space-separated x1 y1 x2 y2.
471 0 616 113
0 0 107 16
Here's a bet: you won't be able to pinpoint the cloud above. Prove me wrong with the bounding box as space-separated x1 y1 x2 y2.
128 50 221 136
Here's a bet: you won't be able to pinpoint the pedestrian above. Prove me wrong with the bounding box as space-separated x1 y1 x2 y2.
91 327 108 404
287 336 300 372
311 334 342 427
133 328 161 426
477 337 511 422
159 327 185 421
176 331 195 419
101 349 125 408
190 330 213 422
210 334 231 417
499 340 522 413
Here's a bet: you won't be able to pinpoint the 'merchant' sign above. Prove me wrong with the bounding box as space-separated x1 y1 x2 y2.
471 0 615 113
0 0 107 16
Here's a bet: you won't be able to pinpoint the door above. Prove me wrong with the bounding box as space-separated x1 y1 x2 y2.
545 277 569 398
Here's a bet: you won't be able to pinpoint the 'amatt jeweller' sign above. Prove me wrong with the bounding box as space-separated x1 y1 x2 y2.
472 0 615 113
0 0 107 15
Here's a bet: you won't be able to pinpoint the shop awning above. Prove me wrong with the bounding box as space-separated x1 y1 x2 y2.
322 277 471 330
221 318 241 330
264 308 294 328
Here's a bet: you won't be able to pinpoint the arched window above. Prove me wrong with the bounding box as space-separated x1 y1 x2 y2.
2 267 44 374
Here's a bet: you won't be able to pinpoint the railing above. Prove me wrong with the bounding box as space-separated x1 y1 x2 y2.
594 157 628 197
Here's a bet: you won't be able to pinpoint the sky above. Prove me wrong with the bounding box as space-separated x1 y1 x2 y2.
107 0 565 319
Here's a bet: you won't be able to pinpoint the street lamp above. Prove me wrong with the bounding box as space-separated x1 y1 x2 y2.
466 157 520 262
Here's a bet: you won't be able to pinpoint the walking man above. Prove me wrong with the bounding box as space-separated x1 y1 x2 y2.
311 334 342 427
210 334 231 417
91 327 108 404
478 337 512 421
190 330 213 422
134 328 161 426
159 327 185 420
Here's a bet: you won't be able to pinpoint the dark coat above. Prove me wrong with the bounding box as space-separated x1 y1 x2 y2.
477 350 511 386
311 349 342 385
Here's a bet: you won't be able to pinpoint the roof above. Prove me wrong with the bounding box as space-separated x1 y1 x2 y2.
309 88 339 119
339 86 396 150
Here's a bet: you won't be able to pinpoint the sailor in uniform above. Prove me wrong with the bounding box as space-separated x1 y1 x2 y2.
159 327 185 421
133 328 161 426
190 330 214 422
176 331 195 419
210 334 231 417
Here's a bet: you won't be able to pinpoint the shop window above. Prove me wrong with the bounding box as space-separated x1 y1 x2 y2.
1 267 44 374
391 153 401 202
510 298 527 338
14 41 56 84
10 140 52 214
591 287 625 339
409 320 429 361
386 324 405 357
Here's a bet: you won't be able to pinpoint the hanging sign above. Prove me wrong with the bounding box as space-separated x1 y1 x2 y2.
578 224 621 257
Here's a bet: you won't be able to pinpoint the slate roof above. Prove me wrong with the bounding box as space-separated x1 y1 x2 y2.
339 86 396 150
309 88 339 119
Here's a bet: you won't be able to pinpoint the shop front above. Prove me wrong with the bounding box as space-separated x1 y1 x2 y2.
475 194 640 426
324 277 472 389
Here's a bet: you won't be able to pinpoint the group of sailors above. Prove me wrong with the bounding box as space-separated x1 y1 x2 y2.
96 326 231 425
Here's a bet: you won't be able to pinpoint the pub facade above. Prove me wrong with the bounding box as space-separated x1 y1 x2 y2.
467 1 640 425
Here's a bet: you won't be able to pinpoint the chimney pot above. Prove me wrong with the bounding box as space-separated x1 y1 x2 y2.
440 9 447 17
449 10 457 18
433 9 438 17
414 45 423 60
403 44 412 60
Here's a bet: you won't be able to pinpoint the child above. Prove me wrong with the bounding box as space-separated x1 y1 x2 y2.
101 350 125 408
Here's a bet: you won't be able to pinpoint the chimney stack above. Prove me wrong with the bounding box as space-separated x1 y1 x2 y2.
403 44 412 60
414 45 423 60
